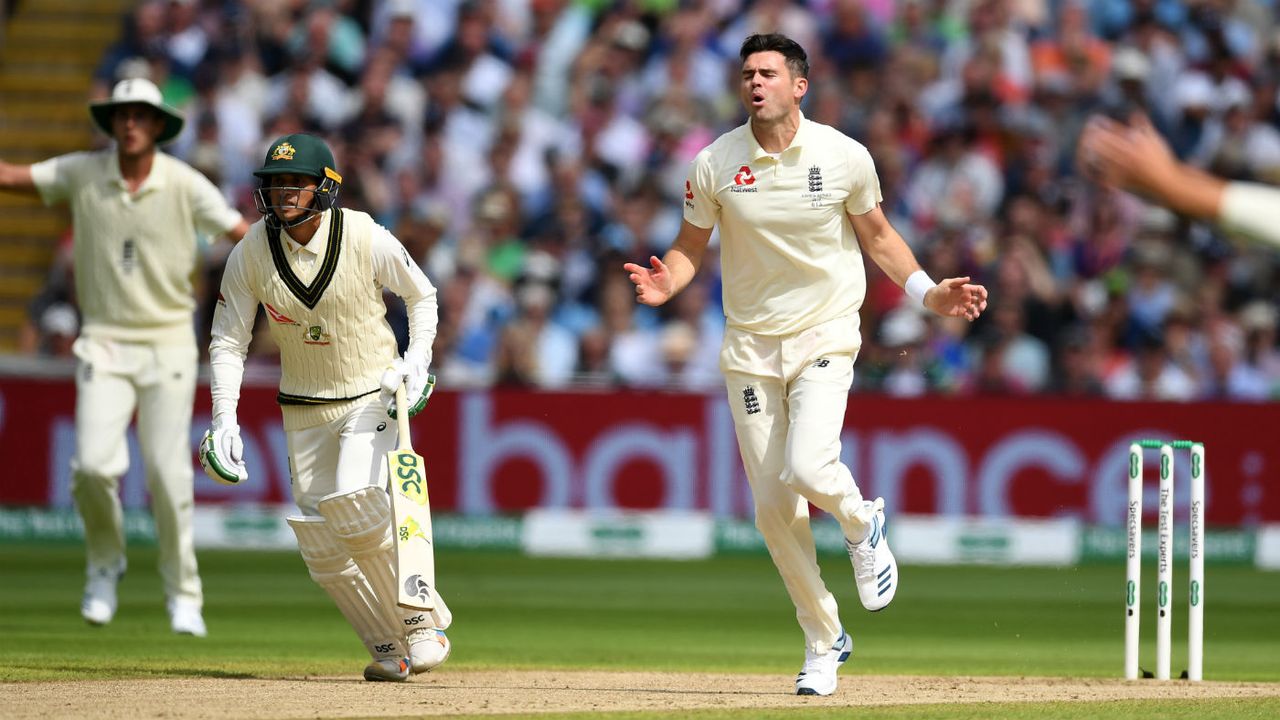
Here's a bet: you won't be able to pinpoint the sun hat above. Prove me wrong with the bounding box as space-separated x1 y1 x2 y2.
88 77 185 143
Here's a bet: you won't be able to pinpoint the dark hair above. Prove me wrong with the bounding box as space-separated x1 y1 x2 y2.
739 33 809 79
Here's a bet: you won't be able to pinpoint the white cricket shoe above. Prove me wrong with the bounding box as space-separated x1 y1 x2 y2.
363 656 411 682
846 498 898 612
81 563 124 626
168 597 207 637
795 630 852 696
408 628 451 673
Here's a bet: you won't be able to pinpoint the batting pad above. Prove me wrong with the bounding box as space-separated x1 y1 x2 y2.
287 516 404 660
318 487 453 634
317 487 414 634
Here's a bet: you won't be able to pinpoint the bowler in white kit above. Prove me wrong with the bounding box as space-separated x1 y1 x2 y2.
625 34 988 696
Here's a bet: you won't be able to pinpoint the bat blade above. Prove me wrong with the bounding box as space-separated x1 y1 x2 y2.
387 384 436 611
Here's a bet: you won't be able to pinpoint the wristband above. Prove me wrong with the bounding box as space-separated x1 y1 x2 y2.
904 270 936 308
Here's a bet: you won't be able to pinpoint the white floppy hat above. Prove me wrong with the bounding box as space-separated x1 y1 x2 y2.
88 77 185 143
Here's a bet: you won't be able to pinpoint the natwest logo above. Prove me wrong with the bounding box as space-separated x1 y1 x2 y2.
731 165 758 193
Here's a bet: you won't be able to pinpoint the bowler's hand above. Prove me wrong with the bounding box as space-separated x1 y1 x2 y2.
623 255 673 306
925 277 988 322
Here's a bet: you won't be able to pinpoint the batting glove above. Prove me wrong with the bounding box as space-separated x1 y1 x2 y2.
380 358 436 419
199 416 247 486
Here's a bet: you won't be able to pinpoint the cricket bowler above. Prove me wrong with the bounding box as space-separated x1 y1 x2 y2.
0 77 249 636
200 133 450 681
625 34 988 696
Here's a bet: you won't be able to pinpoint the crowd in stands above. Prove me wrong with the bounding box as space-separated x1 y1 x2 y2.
22 0 1280 401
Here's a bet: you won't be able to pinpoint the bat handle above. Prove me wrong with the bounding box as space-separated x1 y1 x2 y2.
395 382 412 450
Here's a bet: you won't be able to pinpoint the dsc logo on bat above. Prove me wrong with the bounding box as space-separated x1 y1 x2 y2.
395 453 428 506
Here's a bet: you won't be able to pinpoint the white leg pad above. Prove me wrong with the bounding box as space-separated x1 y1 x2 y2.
317 487 416 637
288 516 404 660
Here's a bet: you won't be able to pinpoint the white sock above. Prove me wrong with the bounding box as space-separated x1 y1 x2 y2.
838 496 876 543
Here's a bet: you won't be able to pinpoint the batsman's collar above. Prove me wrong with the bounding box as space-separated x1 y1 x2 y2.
747 111 813 161
89 78 185 144
279 210 333 256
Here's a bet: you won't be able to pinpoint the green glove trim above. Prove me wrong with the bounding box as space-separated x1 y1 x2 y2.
200 431 243 485
391 373 437 419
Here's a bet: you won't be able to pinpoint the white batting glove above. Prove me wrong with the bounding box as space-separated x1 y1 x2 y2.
199 415 247 486
379 358 436 419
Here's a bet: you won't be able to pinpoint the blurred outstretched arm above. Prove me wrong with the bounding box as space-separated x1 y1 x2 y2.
1079 113 1280 249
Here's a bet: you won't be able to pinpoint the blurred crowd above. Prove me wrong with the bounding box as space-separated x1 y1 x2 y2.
20 0 1280 401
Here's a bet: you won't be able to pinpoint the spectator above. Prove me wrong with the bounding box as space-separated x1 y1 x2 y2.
877 306 930 397
494 279 579 389
905 121 1004 232
1106 329 1198 401
55 0 1276 403
1048 325 1106 396
285 0 366 84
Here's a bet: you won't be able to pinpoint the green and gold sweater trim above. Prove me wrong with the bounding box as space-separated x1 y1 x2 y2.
276 388 381 407
267 208 344 309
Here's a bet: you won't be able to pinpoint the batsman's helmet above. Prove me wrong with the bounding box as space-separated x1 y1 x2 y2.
252 133 342 228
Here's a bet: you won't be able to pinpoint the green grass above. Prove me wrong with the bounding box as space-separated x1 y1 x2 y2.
1 545 1278 684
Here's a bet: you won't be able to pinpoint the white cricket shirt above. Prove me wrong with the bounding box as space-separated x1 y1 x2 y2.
683 114 882 336
30 150 241 343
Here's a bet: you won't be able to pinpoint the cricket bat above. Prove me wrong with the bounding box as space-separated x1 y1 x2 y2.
387 382 436 611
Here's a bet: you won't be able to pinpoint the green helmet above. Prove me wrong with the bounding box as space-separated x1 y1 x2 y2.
252 133 342 228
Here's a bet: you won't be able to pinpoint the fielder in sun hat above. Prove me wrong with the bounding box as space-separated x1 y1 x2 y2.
88 77 185 144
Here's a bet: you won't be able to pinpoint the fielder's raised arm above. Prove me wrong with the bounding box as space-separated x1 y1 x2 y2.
0 157 36 194
1079 112 1280 250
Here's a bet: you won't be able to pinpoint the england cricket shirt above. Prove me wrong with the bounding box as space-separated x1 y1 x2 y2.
682 113 882 336
30 149 241 343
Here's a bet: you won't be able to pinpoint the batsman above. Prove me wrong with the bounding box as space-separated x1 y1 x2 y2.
201 133 450 681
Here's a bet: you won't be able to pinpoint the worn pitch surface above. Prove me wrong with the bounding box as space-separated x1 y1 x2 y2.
4 671 1280 719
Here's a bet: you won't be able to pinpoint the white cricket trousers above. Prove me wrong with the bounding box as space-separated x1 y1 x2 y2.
285 395 400 517
71 336 202 604
721 315 869 655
